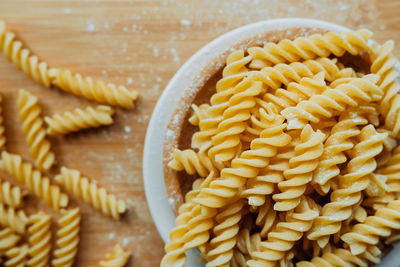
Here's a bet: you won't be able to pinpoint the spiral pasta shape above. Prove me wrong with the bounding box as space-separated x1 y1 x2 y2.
341 199 400 255
205 199 245 267
18 89 55 170
0 94 6 151
263 71 327 112
312 107 371 195
248 29 373 69
369 40 400 136
248 196 319 266
0 20 53 87
55 167 126 220
195 105 291 209
0 228 21 250
99 244 131 267
282 75 381 129
296 248 367 267
189 103 210 126
254 197 277 238
0 179 26 208
27 212 52 267
308 125 387 248
168 149 223 177
0 151 68 211
381 146 400 193
4 244 29 267
0 203 28 234
52 207 81 267
208 79 264 162
45 105 115 136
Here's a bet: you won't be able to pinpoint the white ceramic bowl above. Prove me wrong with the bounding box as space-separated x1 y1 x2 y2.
143 18 399 266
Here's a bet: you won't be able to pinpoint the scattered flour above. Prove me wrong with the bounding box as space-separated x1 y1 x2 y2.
108 232 116 240
87 22 96 32
123 26 128 32
127 77 134 84
170 48 180 63
153 47 159 57
124 126 131 133
180 19 192 27
64 8 72 15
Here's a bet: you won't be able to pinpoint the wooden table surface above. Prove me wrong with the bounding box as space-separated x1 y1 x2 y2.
0 0 399 266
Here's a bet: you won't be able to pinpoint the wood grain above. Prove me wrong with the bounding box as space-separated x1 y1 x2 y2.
0 0 399 266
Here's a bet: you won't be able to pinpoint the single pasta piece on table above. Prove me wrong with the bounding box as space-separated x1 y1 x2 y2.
99 244 131 267
45 105 115 136
27 212 52 267
55 167 126 220
0 151 68 211
52 207 81 267
18 89 55 170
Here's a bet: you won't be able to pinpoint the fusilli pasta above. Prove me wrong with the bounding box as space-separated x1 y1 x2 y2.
27 212 52 267
0 228 21 250
0 94 6 150
45 105 115 135
4 244 29 267
0 151 68 211
99 244 131 267
18 89 55 170
0 179 26 208
55 167 126 220
0 203 28 234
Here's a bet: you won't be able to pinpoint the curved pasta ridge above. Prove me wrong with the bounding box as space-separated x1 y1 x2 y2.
0 20 53 87
247 197 319 266
248 29 373 68
1 151 68 211
195 105 291 209
273 124 325 211
0 179 25 208
52 208 81 267
282 75 381 129
18 89 55 170
0 203 28 234
381 146 400 193
55 167 126 220
4 244 29 266
0 228 22 251
254 197 277 238
27 212 52 267
99 244 131 267
308 125 387 248
296 248 367 267
45 105 114 136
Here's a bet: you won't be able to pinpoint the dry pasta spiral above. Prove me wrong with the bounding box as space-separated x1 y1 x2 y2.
45 105 115 136
254 197 277 238
273 124 324 211
52 207 81 267
99 244 131 267
248 29 373 69
0 228 21 250
48 68 138 109
4 244 29 267
248 196 319 266
168 149 223 177
369 40 400 136
341 199 400 255
381 146 400 193
296 248 367 267
0 20 53 87
0 151 68 211
0 203 28 234
27 212 52 267
208 79 264 162
308 125 387 248
0 94 6 150
189 103 210 126
195 105 291 209
18 89 55 170
206 199 245 267
282 74 381 129
0 179 25 208
312 107 371 195
55 167 126 220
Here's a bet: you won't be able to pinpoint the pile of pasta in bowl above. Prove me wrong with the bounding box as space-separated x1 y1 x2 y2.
161 29 400 267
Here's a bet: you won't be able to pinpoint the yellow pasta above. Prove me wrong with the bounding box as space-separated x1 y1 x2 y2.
0 20 53 87
45 105 115 136
0 203 28 234
0 94 6 150
189 103 210 126
254 197 277 238
273 124 325 211
296 248 367 267
55 167 126 220
308 125 387 248
248 29 373 68
0 228 21 250
27 212 52 267
0 151 68 211
282 74 381 129
18 89 55 170
99 244 131 267
52 208 81 267
4 244 29 267
0 179 26 208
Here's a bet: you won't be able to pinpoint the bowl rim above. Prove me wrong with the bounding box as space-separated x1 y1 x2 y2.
143 18 352 243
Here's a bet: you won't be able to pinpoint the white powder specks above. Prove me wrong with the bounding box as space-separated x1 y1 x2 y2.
127 77 134 84
124 126 131 133
153 84 160 94
123 26 129 32
87 22 96 32
166 129 175 139
153 47 159 57
104 23 110 29
156 77 163 83
108 232 116 240
131 24 137 32
170 48 180 63
64 8 72 15
123 237 132 246
168 198 175 206
180 19 192 27
124 134 129 140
